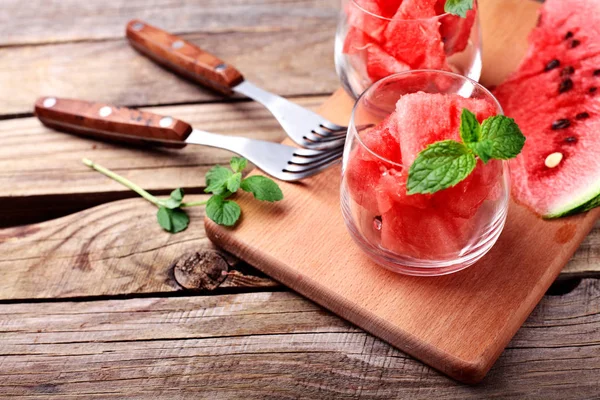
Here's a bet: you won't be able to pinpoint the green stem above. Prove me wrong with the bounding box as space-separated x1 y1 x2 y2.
181 200 209 207
82 158 161 206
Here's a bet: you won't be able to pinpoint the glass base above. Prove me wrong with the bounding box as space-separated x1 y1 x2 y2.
340 194 507 277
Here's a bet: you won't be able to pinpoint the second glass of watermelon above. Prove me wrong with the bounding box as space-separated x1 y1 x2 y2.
335 0 481 98
340 71 509 276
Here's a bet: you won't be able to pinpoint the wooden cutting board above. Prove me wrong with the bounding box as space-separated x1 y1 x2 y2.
206 0 600 383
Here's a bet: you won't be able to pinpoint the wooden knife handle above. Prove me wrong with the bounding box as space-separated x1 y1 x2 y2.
34 97 192 148
126 19 245 95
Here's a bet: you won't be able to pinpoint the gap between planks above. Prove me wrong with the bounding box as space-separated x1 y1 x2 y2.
1 195 599 303
0 96 329 227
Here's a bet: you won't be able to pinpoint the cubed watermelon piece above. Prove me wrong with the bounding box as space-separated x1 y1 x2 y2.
381 205 471 259
397 0 438 19
364 43 411 82
395 92 496 166
346 155 382 214
432 160 503 218
346 114 403 213
343 26 373 54
440 11 476 55
376 170 431 214
358 114 402 163
372 0 404 18
346 0 390 42
383 16 448 70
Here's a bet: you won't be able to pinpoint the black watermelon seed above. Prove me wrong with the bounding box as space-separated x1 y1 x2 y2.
590 87 598 94
559 78 574 93
565 31 574 40
565 136 578 143
551 119 571 130
545 59 560 71
594 69 600 76
561 66 575 77
576 112 590 120
570 39 581 48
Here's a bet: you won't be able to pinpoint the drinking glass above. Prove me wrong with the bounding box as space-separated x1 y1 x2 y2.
335 0 482 98
340 70 509 276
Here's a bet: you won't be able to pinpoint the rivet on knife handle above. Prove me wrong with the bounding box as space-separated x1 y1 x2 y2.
126 19 245 95
34 97 192 148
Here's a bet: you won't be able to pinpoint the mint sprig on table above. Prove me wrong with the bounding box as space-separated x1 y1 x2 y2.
82 157 283 233
444 0 474 18
406 109 525 195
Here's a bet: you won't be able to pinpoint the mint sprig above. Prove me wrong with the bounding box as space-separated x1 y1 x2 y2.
444 0 474 18
407 109 525 195
82 157 283 233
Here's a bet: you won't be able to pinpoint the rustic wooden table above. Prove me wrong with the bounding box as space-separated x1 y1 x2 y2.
1 0 599 398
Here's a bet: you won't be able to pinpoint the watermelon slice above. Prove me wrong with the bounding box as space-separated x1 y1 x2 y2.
493 0 600 218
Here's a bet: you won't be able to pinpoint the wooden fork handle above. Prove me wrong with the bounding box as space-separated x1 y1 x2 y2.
126 19 245 95
34 97 192 148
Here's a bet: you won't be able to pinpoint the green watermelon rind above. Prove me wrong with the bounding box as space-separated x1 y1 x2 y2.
545 186 600 219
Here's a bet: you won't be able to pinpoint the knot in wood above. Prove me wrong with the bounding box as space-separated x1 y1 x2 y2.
173 251 228 291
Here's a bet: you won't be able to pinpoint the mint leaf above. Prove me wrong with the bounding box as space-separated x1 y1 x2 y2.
206 195 241 226
241 176 284 202
205 165 233 195
445 0 473 17
474 116 526 161
407 140 477 194
163 188 184 209
468 141 493 163
226 172 242 193
157 207 189 233
459 109 481 144
230 157 248 173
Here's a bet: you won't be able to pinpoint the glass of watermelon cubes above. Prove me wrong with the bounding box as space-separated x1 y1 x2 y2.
340 70 510 276
335 0 481 98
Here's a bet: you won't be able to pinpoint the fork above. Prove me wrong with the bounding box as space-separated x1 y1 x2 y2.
34 97 343 181
125 20 348 150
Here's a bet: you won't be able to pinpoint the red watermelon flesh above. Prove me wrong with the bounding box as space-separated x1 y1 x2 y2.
376 170 431 214
396 0 437 19
343 26 373 54
381 205 473 259
345 0 390 42
432 160 503 218
493 0 600 218
346 91 500 259
439 6 476 55
346 115 403 213
394 92 496 166
364 43 411 81
383 17 449 70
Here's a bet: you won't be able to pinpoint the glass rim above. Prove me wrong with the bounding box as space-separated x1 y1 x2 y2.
349 0 459 22
349 69 505 168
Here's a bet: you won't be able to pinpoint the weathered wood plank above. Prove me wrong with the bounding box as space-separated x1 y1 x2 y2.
0 0 338 46
0 28 338 116
562 219 600 279
0 192 597 301
0 195 278 300
0 280 598 398
0 96 326 226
